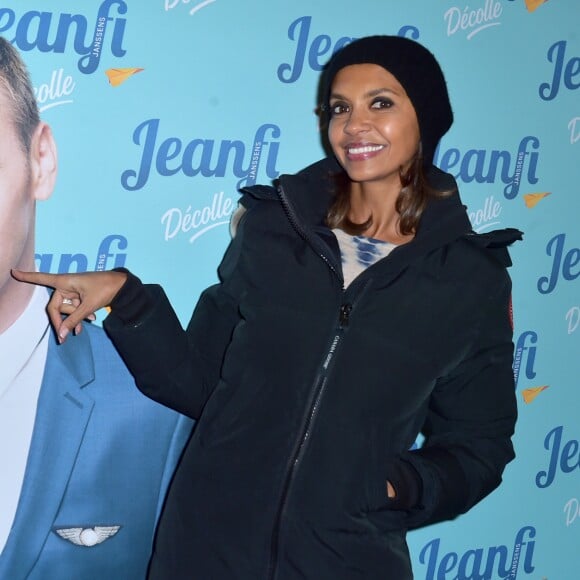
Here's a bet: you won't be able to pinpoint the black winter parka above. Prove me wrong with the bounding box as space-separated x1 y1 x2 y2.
105 158 521 580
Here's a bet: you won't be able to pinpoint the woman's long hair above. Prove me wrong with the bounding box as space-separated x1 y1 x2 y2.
325 144 450 237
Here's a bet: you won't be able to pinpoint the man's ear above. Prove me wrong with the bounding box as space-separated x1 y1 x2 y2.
30 121 58 202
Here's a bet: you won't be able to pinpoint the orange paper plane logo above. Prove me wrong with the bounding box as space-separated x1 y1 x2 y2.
105 67 144 87
523 192 551 208
522 385 549 403
525 0 548 12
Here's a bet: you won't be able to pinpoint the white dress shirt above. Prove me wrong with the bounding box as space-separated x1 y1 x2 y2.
0 286 50 552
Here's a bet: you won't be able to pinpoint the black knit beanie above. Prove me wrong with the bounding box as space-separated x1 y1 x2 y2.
323 35 453 167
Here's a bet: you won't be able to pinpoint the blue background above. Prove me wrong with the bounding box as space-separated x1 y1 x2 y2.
4 0 578 577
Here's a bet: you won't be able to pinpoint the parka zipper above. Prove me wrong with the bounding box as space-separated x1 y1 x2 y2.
267 183 366 579
276 183 343 286
267 301 353 580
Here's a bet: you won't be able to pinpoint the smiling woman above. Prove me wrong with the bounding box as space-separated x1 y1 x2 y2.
328 65 420 188
321 36 454 244
14 35 522 580
326 64 421 242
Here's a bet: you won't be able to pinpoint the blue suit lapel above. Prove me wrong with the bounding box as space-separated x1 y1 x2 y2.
0 330 96 578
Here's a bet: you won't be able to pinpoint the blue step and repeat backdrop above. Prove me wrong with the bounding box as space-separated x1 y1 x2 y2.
4 0 579 578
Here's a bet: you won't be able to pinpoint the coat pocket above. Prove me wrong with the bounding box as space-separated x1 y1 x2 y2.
360 457 421 531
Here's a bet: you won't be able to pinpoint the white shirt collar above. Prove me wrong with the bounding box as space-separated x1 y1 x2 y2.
0 285 50 399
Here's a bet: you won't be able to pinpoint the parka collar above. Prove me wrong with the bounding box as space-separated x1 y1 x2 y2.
242 157 522 274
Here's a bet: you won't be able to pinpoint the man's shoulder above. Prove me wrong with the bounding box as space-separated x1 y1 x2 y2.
49 323 188 421
80 322 134 377
53 323 163 410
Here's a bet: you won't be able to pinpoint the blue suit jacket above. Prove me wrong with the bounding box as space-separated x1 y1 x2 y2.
0 323 193 580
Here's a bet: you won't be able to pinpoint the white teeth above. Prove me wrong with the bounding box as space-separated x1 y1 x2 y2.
347 145 384 155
